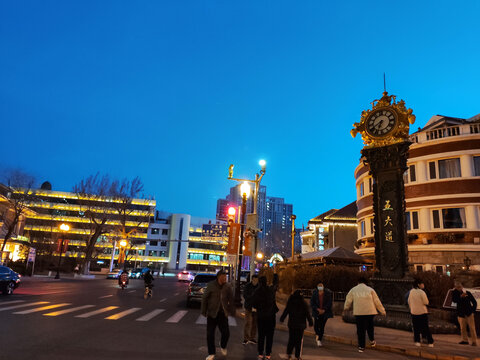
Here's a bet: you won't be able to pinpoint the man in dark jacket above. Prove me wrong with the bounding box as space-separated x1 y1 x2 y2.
280 289 314 360
201 269 235 360
252 273 279 360
243 274 259 345
452 281 477 346
310 282 333 347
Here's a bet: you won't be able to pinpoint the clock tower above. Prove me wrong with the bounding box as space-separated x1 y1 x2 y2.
352 91 416 304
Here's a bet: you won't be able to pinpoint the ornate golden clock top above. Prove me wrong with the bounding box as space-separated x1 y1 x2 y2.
351 91 415 148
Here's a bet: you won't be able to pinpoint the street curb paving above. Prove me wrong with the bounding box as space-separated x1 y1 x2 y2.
237 310 477 360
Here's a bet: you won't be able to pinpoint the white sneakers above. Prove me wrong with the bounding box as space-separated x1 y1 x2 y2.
220 348 227 356
414 342 421 347
316 339 322 347
206 355 215 360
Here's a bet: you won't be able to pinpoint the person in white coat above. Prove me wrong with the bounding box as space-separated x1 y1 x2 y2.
407 279 434 347
343 277 386 353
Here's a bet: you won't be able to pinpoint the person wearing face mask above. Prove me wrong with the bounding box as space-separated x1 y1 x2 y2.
407 279 434 347
310 282 333 347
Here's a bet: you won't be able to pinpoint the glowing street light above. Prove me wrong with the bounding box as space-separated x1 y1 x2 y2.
240 181 251 198
256 252 264 260
55 223 70 279
120 240 128 248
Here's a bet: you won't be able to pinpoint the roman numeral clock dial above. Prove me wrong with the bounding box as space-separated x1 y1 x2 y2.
366 108 398 138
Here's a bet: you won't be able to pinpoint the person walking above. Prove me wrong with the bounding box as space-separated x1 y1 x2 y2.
452 281 477 346
201 269 235 360
243 274 259 345
310 281 333 347
252 273 279 360
280 288 314 360
343 277 386 353
407 279 434 347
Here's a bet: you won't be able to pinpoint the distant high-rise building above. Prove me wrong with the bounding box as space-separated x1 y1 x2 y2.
216 185 292 257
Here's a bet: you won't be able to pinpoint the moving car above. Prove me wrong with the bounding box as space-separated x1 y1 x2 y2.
186 273 216 307
0 266 21 295
177 270 194 282
106 269 122 279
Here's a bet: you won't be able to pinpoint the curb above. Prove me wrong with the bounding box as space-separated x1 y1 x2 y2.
238 311 479 360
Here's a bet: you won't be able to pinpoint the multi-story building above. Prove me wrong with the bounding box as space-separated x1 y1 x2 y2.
22 186 155 268
355 113 480 272
300 202 358 253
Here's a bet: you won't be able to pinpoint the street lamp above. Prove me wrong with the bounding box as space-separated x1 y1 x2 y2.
119 239 128 269
55 223 70 279
291 215 296 260
227 160 266 278
234 181 250 306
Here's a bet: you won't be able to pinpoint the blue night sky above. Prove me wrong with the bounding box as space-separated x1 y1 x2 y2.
1 1 479 226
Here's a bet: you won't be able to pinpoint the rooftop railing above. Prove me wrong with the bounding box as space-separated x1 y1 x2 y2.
410 123 479 144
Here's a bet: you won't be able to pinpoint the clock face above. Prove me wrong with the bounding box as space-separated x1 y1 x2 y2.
366 108 397 137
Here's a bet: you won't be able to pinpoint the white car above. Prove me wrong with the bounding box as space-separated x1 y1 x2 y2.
177 271 194 282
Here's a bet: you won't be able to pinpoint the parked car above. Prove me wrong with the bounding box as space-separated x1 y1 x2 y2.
106 269 122 279
186 273 216 307
177 270 194 282
0 266 21 295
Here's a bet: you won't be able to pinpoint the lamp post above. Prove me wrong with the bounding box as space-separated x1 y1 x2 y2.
119 239 128 269
55 223 70 279
228 160 266 278
234 181 250 307
291 214 296 260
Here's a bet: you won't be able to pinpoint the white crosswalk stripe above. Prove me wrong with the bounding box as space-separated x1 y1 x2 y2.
165 310 188 323
105 307 141 320
136 309 165 321
196 315 207 324
44 305 95 316
14 303 70 315
0 301 49 312
0 300 25 306
75 306 118 318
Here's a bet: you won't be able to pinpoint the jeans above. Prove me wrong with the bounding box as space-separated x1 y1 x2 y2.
244 309 258 341
257 316 276 356
314 314 329 340
355 315 375 349
287 327 304 358
411 314 433 344
207 310 230 355
458 314 477 344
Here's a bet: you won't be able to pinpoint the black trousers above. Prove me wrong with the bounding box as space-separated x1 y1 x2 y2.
314 314 328 340
287 327 304 358
355 315 375 349
257 316 276 356
207 310 229 355
411 314 434 344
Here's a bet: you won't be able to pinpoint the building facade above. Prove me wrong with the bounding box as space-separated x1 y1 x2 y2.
355 113 480 272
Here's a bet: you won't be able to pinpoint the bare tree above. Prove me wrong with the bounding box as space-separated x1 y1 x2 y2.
73 173 113 274
0 169 36 255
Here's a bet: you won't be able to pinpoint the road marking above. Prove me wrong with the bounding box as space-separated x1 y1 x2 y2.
14 303 71 314
128 290 136 293
159 298 166 303
0 301 49 312
228 316 237 326
43 305 95 316
105 307 142 320
0 300 25 306
99 295 113 299
165 310 188 323
75 306 118 318
195 315 207 324
136 309 165 321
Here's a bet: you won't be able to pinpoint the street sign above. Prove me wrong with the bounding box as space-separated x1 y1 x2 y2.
227 223 240 255
246 214 258 230
27 248 36 263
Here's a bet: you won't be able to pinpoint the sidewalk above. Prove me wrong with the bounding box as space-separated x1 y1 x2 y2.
239 301 480 360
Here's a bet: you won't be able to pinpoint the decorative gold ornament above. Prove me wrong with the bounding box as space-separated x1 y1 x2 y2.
351 91 415 147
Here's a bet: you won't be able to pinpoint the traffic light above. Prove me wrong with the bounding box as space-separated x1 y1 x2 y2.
227 206 236 222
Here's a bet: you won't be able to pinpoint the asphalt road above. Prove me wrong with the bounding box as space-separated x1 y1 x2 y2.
0 276 417 360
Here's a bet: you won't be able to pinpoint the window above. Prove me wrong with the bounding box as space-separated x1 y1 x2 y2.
149 241 158 246
160 241 167 247
370 218 374 234
429 162 436 179
432 208 466 229
406 211 419 230
438 158 461 178
359 182 365 197
189 253 203 260
360 221 366 237
474 156 480 176
162 229 168 235
415 265 424 272
435 265 444 274
151 228 159 235
409 165 416 182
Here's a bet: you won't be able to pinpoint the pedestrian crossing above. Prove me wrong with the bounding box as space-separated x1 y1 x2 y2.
0 300 239 326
